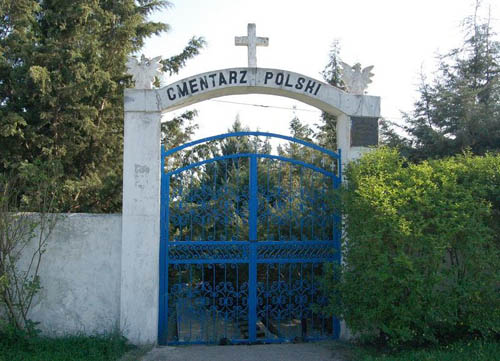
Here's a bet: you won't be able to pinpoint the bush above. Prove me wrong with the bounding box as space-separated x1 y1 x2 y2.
322 148 500 347
354 339 500 361
0 170 60 332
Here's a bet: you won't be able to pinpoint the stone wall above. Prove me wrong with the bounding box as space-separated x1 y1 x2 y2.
24 213 122 336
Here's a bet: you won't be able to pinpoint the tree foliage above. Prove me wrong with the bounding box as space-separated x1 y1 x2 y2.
0 0 204 212
276 41 346 158
322 147 500 347
315 40 346 152
161 36 206 76
389 3 500 161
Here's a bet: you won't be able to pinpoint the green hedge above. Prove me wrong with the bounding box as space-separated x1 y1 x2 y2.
323 148 500 347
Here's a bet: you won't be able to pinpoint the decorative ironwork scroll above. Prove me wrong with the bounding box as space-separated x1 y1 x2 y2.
159 132 341 345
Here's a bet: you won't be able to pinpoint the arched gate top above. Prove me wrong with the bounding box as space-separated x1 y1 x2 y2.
165 153 337 181
125 67 380 118
162 131 340 159
162 131 341 182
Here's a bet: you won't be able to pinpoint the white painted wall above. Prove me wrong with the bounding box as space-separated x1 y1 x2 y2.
25 214 122 336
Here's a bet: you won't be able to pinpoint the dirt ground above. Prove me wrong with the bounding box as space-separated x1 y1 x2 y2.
121 341 353 361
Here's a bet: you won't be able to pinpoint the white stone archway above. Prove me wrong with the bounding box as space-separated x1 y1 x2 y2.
120 65 380 343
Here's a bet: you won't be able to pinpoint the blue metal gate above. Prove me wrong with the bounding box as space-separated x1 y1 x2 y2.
159 132 341 345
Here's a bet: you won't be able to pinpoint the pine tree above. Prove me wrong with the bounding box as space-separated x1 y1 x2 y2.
0 0 204 212
283 114 314 160
398 2 500 161
316 40 346 152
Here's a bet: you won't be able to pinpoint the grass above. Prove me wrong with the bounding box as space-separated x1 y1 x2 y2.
351 339 500 361
1 332 498 361
0 332 134 361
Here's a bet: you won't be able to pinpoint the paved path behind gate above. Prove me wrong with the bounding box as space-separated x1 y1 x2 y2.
137 342 350 361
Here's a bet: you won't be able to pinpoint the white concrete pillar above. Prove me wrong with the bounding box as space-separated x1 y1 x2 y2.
336 113 351 170
121 96 162 344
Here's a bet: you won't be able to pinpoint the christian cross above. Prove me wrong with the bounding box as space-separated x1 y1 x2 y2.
235 23 269 67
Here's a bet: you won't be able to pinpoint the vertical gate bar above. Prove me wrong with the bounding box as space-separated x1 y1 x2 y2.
248 155 258 342
278 162 282 241
321 176 326 240
289 164 292 240
321 269 326 335
288 263 292 328
277 263 282 336
249 249 257 341
201 181 206 241
189 171 193 241
265 263 270 336
224 160 228 241
224 264 228 338
179 175 184 241
212 263 216 339
201 265 205 340
300 263 304 337
308 174 312 240
299 167 304 241
236 263 239 339
312 172 316 239
158 149 169 344
249 155 258 240
266 160 270 240
310 263 315 337
236 158 240 240
189 265 193 340
164 177 170 341
333 152 342 339
176 265 182 342
213 163 217 240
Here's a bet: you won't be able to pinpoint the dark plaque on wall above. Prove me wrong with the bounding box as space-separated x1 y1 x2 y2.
351 117 379 147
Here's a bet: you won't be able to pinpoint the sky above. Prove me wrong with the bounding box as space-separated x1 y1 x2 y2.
142 0 499 141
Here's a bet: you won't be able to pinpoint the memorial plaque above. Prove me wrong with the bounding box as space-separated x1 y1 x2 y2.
351 116 379 147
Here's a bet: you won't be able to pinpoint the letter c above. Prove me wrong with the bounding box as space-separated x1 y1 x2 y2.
167 87 176 101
